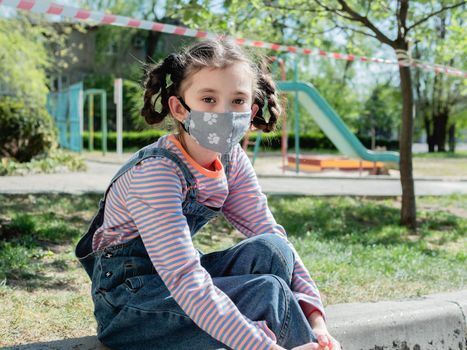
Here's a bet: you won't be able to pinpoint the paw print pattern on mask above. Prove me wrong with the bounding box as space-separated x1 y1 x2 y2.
208 133 220 144
203 113 218 125
189 119 196 130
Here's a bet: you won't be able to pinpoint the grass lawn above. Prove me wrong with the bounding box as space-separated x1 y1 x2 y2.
0 194 465 346
412 151 467 177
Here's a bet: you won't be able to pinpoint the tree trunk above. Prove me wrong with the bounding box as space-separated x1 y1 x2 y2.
427 139 435 152
396 47 417 230
434 110 448 152
423 112 436 152
448 124 456 152
145 30 162 63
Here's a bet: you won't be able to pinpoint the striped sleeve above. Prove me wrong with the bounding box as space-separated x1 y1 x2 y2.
221 146 326 321
125 157 277 350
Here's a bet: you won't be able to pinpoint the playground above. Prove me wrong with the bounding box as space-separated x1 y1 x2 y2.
1 1 466 350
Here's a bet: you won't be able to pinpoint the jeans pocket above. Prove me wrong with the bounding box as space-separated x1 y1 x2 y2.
124 275 144 293
93 288 119 334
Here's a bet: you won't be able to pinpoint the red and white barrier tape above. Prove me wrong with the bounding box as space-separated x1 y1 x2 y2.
1 0 465 78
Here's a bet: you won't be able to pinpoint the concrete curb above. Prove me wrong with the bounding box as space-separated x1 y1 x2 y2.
327 290 467 350
2 290 465 350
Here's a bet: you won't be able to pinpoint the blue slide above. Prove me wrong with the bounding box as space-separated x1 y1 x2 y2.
276 81 400 163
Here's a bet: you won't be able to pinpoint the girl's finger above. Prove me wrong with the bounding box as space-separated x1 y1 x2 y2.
327 336 333 350
316 334 330 348
292 342 320 350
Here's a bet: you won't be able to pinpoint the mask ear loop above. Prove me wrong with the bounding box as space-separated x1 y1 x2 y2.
176 96 191 133
177 96 191 112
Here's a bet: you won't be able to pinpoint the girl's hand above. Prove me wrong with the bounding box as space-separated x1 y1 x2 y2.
306 310 341 350
270 328 342 350
312 327 342 350
272 337 339 350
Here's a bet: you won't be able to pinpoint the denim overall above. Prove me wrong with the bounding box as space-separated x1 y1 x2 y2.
75 146 316 350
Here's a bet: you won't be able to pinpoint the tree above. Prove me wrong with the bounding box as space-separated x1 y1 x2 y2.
0 14 66 161
359 83 401 148
200 0 466 228
80 0 230 63
412 8 466 152
0 14 50 105
257 0 465 230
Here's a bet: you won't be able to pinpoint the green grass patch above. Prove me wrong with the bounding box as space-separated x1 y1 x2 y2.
0 149 87 176
265 195 466 304
413 150 467 159
0 193 465 345
412 156 467 177
0 194 100 284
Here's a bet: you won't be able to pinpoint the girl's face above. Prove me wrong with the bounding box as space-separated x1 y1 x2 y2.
171 62 259 118
168 61 260 157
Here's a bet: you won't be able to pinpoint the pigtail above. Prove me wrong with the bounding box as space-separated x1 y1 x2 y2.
141 53 185 125
251 59 282 133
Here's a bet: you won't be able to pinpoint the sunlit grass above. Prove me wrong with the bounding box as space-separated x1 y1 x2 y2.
413 150 467 159
0 193 465 346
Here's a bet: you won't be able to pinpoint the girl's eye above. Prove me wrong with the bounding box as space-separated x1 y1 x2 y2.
233 99 245 105
202 97 216 104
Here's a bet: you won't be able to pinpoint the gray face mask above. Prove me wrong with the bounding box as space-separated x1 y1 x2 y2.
178 97 252 154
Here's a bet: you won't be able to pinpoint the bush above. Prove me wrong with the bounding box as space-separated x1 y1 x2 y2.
0 149 87 176
82 129 168 150
0 97 57 162
83 129 399 152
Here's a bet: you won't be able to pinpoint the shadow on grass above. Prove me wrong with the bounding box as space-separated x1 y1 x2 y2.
0 336 111 350
0 194 101 291
0 193 102 214
268 195 464 247
5 272 81 292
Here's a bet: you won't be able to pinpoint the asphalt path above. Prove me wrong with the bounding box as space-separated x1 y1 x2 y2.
1 160 466 196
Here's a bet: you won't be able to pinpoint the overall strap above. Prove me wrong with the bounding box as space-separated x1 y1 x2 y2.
221 151 231 179
100 147 198 208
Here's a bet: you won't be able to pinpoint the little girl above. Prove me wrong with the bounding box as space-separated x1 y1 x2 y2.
76 39 340 350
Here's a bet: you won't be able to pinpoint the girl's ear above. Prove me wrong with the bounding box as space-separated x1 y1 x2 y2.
168 95 188 123
251 103 260 119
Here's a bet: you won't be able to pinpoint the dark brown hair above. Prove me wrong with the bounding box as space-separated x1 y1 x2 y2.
141 39 281 133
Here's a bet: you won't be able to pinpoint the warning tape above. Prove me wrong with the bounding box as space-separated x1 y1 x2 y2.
1 0 465 78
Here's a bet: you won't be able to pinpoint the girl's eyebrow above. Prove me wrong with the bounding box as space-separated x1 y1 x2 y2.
234 90 249 97
197 88 218 94
196 88 249 96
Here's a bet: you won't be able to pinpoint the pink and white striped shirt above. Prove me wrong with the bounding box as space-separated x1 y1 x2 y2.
93 134 325 350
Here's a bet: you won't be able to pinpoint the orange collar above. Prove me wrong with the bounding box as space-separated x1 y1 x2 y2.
167 134 224 179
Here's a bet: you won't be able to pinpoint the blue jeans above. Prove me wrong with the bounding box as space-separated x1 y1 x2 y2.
89 234 316 349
